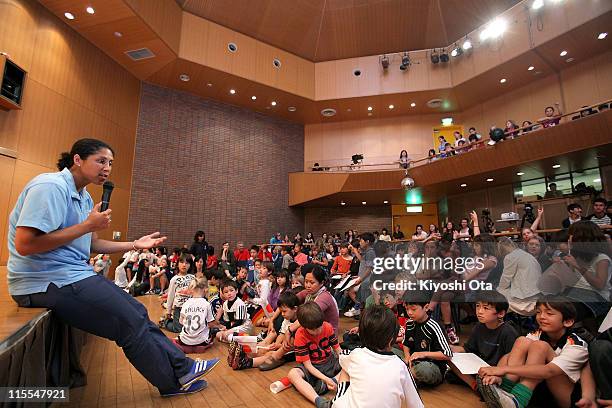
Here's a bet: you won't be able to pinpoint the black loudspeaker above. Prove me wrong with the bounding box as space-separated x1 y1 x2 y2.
0 55 27 110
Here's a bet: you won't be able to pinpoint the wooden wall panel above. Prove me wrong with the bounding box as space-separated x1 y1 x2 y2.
124 0 182 54
0 0 140 265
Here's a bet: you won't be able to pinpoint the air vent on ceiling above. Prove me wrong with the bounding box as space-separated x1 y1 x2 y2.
125 48 155 61
321 108 337 117
426 98 443 109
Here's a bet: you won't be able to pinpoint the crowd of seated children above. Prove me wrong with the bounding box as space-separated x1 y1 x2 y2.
215 279 252 342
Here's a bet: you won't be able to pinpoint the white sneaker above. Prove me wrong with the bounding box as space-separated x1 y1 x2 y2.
344 307 360 317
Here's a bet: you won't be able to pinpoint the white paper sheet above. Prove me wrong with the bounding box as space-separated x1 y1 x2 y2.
450 353 490 374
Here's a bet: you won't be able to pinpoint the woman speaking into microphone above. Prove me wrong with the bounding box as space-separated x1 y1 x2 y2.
6 138 218 396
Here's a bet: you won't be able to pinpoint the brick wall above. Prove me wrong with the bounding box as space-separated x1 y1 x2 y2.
129 83 304 250
304 206 392 238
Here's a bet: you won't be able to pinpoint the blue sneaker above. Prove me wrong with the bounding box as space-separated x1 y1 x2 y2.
179 358 220 390
161 379 207 397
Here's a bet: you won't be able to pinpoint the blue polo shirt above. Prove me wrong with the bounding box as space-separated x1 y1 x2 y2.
7 168 95 295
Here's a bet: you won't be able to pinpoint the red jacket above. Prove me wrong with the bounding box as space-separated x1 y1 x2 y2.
234 248 250 261
258 249 273 261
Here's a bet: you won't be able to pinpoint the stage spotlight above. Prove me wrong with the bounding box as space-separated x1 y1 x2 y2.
351 154 364 165
399 53 410 71
440 49 449 63
462 39 472 50
450 44 462 57
380 55 389 70
430 49 440 64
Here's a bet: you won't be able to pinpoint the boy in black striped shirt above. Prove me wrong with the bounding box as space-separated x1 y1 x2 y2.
402 300 453 386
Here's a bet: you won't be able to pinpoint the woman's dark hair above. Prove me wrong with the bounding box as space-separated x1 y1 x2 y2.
193 231 205 242
428 149 436 156
568 221 610 262
359 305 399 351
399 150 408 159
57 138 114 171
302 264 327 283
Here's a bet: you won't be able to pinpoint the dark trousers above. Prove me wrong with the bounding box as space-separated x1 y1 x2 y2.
12 275 193 393
589 337 612 399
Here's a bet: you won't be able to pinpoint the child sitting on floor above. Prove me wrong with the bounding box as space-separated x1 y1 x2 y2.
160 254 195 332
449 291 518 394
329 305 424 408
228 291 300 371
287 302 341 408
173 278 221 354
402 297 453 387
215 279 252 342
477 295 595 408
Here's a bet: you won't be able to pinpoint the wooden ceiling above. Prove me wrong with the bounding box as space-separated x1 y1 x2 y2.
176 0 521 61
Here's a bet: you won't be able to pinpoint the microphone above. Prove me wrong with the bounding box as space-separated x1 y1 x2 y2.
101 181 114 211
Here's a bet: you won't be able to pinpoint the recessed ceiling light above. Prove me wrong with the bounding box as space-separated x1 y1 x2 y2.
528 66 534 71
368 112 373 116
229 89 236 94
64 12 75 20
500 78 507 83
86 6 95 14
486 178 494 182
560 50 568 57
410 102 416 107
340 201 346 206
362 201 367 205
532 0 544 10
346 108 351 112
598 32 608 40
460 183 467 187
251 95 256 100
288 106 296 112
552 164 561 168
179 74 190 82
593 178 601 183
388 104 394 109
383 200 389 204
114 31 123 37
206 83 213 87
566 57 574 63
271 101 277 106
517 172 525 176
367 106 373 111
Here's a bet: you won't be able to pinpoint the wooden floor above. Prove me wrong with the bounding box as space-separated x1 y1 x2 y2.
51 294 485 408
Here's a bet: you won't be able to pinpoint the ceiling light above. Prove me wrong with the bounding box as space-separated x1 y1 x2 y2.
486 178 494 182
528 66 534 71
64 12 75 20
340 201 346 206
500 78 507 83
450 44 463 57
288 106 296 112
462 39 472 50
388 104 394 109
516 191 524 195
381 55 389 69
560 50 568 56
179 74 190 82
532 0 544 10
593 178 601 183
271 101 277 106
598 32 608 40
251 95 256 100
368 112 373 116
362 201 367 205
439 50 449 63
441 117 453 126
206 83 213 87
410 102 416 107
114 31 123 37
566 57 574 63
367 106 373 111
480 18 507 41
86 6 95 14
517 172 525 176
552 164 561 168
383 200 389 204
229 89 236 94
460 183 467 187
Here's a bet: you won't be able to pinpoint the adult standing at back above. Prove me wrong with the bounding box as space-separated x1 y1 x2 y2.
189 231 208 268
7 139 218 396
